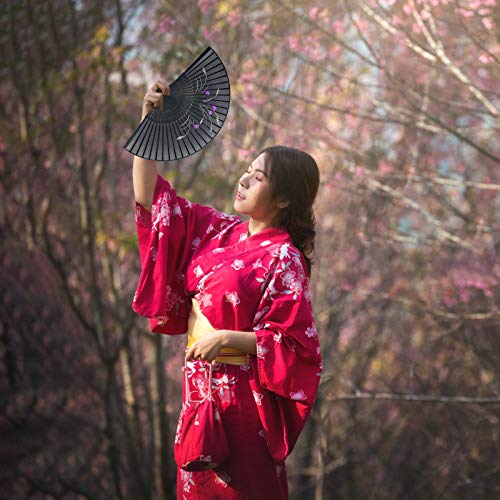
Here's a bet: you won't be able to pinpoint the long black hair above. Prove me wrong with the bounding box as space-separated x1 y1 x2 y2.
259 145 320 276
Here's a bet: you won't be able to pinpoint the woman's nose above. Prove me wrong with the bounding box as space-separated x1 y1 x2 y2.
239 175 249 188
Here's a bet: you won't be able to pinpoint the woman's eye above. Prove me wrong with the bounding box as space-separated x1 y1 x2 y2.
256 176 263 182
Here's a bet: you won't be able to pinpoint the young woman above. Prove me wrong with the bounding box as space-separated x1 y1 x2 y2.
133 81 323 499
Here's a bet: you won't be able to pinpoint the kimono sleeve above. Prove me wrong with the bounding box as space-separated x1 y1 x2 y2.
247 243 323 460
133 173 238 334
250 243 323 403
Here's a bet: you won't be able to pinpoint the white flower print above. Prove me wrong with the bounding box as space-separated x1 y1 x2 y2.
224 291 240 307
279 243 291 259
252 258 263 269
253 391 264 405
175 402 187 444
280 267 303 298
213 247 226 253
304 285 311 302
231 259 245 271
267 245 281 258
260 240 272 246
273 332 282 343
289 279 303 296
281 269 296 287
197 291 213 308
180 469 194 493
151 246 157 262
212 373 237 405
193 265 204 277
192 236 200 249
172 203 182 217
305 325 318 338
290 389 307 401
152 192 171 231
156 316 168 326
256 342 269 359
238 232 248 242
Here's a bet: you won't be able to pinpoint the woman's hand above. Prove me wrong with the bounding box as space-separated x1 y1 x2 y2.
185 331 225 363
141 80 170 120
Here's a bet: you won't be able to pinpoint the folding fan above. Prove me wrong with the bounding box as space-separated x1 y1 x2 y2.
124 46 230 161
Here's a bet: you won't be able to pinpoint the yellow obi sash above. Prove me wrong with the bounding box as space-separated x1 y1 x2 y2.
186 299 248 365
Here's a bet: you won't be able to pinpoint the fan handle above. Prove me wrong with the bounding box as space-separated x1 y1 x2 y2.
155 87 165 112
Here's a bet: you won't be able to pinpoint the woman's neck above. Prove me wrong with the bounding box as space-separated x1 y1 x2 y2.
247 218 274 237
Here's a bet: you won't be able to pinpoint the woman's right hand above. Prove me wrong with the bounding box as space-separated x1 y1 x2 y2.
141 80 170 120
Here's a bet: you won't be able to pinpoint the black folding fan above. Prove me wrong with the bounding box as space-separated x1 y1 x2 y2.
124 46 230 161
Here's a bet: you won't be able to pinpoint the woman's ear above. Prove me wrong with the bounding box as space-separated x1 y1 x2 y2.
276 198 290 209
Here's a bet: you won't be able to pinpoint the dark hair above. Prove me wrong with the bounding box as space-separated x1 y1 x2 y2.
259 145 320 276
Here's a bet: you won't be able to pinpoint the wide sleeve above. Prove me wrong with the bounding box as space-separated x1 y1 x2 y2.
133 173 238 334
247 243 323 460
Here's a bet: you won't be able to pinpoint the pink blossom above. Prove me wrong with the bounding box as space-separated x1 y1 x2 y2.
355 166 365 177
332 20 343 32
252 23 268 41
159 16 176 33
379 161 393 174
309 7 320 20
198 0 216 14
482 17 494 30
458 8 474 17
403 3 414 15
227 10 242 28
288 36 300 52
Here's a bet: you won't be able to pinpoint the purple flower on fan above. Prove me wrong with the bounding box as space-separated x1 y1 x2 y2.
212 105 217 111
205 90 210 95
208 110 213 115
194 122 199 129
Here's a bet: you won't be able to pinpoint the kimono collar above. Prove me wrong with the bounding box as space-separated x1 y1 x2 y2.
239 220 291 247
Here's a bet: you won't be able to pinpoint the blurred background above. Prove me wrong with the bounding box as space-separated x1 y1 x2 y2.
0 0 498 498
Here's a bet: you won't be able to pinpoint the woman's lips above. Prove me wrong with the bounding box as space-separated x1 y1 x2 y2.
236 191 245 200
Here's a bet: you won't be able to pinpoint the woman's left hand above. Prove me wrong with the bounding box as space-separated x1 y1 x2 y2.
185 331 225 363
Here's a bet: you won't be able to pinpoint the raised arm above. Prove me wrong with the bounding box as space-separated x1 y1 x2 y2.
132 80 170 211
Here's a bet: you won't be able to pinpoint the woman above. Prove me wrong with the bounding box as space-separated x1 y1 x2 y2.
133 81 323 499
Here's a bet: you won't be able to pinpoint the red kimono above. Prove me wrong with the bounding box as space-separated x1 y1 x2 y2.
133 175 323 499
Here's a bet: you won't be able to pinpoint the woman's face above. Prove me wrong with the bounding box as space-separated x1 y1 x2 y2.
233 153 277 221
